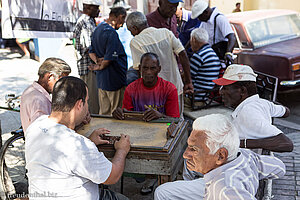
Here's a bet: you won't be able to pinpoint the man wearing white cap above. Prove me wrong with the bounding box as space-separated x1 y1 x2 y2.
191 0 236 65
74 0 101 114
213 64 293 151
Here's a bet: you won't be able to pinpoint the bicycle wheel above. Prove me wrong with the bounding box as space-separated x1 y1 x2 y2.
0 133 28 199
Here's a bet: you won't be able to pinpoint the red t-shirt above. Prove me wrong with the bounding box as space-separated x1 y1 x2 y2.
122 77 179 117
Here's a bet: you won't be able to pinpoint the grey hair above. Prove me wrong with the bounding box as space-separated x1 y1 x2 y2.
126 11 147 29
193 114 240 161
190 28 209 43
38 57 71 79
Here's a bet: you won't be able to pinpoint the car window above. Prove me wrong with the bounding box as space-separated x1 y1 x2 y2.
245 14 300 48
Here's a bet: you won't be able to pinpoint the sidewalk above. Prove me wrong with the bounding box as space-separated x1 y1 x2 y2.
0 46 154 200
0 46 300 199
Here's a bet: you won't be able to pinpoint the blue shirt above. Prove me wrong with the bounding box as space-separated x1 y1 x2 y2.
90 22 127 91
178 9 201 47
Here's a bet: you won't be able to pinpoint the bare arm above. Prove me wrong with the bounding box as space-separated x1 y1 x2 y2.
225 33 236 53
240 133 293 152
89 53 98 64
178 50 194 94
103 134 130 185
282 106 290 118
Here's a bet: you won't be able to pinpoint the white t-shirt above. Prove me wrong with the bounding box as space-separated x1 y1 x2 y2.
25 115 112 200
232 94 286 139
131 27 184 95
199 7 234 45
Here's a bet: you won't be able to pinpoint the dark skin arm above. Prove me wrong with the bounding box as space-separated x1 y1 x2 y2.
224 33 236 65
88 53 111 71
282 106 290 118
143 105 166 122
112 107 126 120
240 133 294 152
178 50 194 95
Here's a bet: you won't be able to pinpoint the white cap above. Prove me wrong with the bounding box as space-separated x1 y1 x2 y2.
191 0 209 19
110 0 131 10
213 64 257 85
83 0 102 6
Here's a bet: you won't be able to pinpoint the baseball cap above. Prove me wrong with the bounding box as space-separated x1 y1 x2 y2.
83 0 102 6
191 0 209 19
168 0 184 3
213 64 257 86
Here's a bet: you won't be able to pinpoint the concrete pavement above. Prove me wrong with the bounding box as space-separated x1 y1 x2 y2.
0 45 300 199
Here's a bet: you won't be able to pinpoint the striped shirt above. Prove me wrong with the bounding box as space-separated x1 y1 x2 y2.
190 44 221 101
204 149 286 200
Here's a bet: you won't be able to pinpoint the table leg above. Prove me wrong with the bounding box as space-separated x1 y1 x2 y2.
158 175 170 185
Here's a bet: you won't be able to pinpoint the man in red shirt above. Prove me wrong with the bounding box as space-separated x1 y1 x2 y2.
113 52 179 122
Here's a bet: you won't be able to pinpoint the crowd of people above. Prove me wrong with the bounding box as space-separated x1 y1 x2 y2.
18 0 293 199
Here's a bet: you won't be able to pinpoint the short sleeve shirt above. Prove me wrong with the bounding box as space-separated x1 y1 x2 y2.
25 115 112 200
122 77 179 117
146 8 179 38
130 27 184 95
232 94 286 139
90 22 127 91
20 82 52 132
199 7 234 45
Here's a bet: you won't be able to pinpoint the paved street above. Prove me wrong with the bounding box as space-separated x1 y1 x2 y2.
0 45 300 199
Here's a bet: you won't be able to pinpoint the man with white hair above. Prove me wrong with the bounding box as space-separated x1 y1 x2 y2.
154 114 286 199
191 0 236 65
188 27 221 106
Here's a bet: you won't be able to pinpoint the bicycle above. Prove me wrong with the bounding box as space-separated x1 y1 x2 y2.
0 129 28 200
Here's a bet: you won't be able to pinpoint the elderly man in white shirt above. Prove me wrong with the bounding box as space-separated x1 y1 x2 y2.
125 11 194 117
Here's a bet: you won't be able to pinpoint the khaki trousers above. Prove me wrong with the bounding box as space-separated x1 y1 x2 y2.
98 87 125 116
80 71 99 114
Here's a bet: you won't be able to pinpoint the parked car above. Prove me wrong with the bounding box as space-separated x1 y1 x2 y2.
227 9 300 92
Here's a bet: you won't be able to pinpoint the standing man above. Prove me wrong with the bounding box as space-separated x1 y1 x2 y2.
175 6 201 48
89 7 127 116
191 0 236 65
73 0 101 114
25 76 130 200
146 0 182 37
20 57 71 132
126 11 193 117
233 2 242 13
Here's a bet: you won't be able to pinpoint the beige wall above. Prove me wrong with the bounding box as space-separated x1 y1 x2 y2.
210 0 300 14
210 0 244 14
244 0 300 12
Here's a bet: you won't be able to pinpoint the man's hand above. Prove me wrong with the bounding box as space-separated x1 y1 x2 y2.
88 128 111 145
88 57 104 71
183 83 194 95
224 54 234 66
114 134 130 154
88 63 101 71
112 107 125 120
143 105 163 122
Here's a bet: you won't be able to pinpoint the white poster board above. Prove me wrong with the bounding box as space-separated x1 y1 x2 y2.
1 0 83 38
